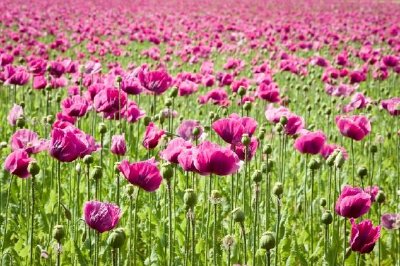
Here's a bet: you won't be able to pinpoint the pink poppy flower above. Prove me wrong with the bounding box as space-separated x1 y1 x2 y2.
139 69 172 95
61 95 89 117
294 130 326 155
381 213 400 230
111 134 127 156
84 201 121 233
4 149 34 178
122 101 146 123
160 138 192 164
7 104 24 126
118 158 162 192
335 185 371 218
381 98 400 116
10 129 47 154
230 137 258 161
193 141 240 176
177 120 204 141
335 115 371 141
142 122 165 150
350 219 380 254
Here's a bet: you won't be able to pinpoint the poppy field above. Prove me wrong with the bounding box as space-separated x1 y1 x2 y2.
0 0 400 265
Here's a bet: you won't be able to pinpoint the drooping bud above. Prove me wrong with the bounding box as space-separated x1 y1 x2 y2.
376 191 386 204
232 207 245 223
273 182 283 197
162 164 174 182
241 133 251 146
357 166 368 179
252 170 262 183
91 166 103 180
260 232 276 250
28 161 40 177
98 123 107 135
321 211 333 225
107 228 126 249
83 155 94 165
184 189 197 209
53 225 65 242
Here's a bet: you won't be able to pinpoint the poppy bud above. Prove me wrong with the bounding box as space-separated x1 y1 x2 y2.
91 166 102 180
376 191 385 204
357 166 368 179
143 116 151 126
125 184 135 197
308 158 321 170
98 123 107 134
28 161 40 176
237 87 246 97
243 102 252 112
321 211 333 225
369 144 377 154
264 144 272 155
107 228 126 249
273 182 283 197
241 134 251 146
114 162 120 174
320 198 327 207
232 207 245 223
260 232 276 250
169 87 178 98
252 170 262 183
75 163 82 174
184 189 197 209
275 123 283 133
165 98 172 107
116 76 122 83
16 117 26 128
279 116 288 126
53 225 65 242
162 165 173 182
192 127 201 137
46 115 54 124
83 155 94 165
0 141 7 149
326 151 337 167
334 151 345 168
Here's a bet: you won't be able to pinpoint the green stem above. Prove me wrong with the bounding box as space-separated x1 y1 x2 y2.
30 175 35 265
168 181 173 266
252 183 259 266
275 197 281 266
241 222 247 265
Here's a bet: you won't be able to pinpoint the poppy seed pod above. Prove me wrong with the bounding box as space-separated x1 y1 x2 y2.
243 102 252 112
334 151 345 168
222 235 235 251
376 191 385 204
279 116 288 126
169 87 178 98
252 170 262 183
98 123 107 135
238 87 246 96
192 127 201 137
143 116 151 126
273 182 283 197
320 198 327 207
75 163 82 174
264 144 272 155
162 164 174 182
83 155 94 165
107 228 126 249
116 76 122 83
0 141 7 149
165 98 172 107
16 117 26 128
91 166 102 180
357 166 368 179
125 184 135 197
260 232 276 250
53 225 65 242
184 189 197 209
46 115 54 124
275 123 283 133
308 158 321 170
321 211 333 225
242 134 251 146
370 144 378 154
28 161 40 176
210 190 222 204
232 207 245 223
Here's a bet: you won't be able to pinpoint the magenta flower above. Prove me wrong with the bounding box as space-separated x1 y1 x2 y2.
83 201 121 233
84 61 102 75
93 87 127 119
320 143 348 160
193 141 240 176
231 137 258 161
382 55 398 68
118 158 162 192
139 69 172 95
61 95 89 117
257 82 280 103
335 115 371 141
33 75 47 90
48 61 66 78
49 125 97 162
4 66 30 86
364 186 379 202
265 104 291 124
343 93 370 113
212 114 257 144
177 120 204 141
160 138 192 164
7 104 23 126
293 130 326 155
381 213 400 230
10 129 47 154
335 185 371 218
177 148 198 172
4 149 34 178
350 219 380 254
121 72 142 95
142 122 165 150
381 98 400 116
111 134 127 156
284 115 304 136
122 101 146 123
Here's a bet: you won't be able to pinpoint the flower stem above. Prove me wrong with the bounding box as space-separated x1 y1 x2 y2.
252 183 260 266
275 197 281 266
168 181 173 266
241 222 247 265
30 175 35 265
